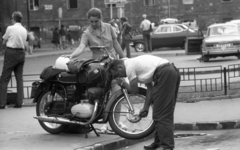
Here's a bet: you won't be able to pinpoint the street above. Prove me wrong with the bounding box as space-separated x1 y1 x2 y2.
1 47 240 150
0 107 119 150
1 48 240 75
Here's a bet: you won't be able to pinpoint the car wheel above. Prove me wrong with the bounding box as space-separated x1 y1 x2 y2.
202 55 210 62
134 43 145 52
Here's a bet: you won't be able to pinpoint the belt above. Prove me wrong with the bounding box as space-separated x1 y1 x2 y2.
157 62 171 69
7 47 24 51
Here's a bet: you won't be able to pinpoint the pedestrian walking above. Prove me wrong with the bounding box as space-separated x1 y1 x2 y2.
110 18 121 44
0 11 28 109
108 55 181 150
140 14 152 53
66 29 73 49
52 27 60 49
27 31 35 55
59 25 67 49
120 17 132 58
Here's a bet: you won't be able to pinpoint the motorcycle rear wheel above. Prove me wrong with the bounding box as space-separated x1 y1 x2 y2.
108 91 155 139
36 91 69 134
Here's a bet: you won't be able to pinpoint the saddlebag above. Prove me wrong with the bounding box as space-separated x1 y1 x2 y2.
40 66 63 81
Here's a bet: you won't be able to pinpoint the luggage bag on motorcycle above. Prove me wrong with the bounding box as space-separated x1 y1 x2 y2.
40 66 63 80
77 62 105 86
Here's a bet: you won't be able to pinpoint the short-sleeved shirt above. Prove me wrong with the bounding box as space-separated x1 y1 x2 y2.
124 55 169 84
81 21 118 58
140 19 151 31
2 23 27 49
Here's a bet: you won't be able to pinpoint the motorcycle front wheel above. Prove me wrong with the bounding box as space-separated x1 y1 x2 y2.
109 92 155 139
36 91 69 134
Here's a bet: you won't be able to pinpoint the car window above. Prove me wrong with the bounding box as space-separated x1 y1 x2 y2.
155 26 172 33
209 25 239 36
172 26 183 32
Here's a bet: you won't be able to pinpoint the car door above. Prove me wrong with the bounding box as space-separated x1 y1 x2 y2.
171 25 186 47
151 25 173 48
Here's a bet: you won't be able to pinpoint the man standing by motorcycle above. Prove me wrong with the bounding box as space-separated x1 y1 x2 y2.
107 55 181 150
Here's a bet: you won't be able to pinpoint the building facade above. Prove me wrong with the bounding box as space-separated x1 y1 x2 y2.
1 0 240 44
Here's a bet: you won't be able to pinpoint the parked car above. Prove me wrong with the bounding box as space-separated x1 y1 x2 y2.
130 24 203 52
201 23 240 62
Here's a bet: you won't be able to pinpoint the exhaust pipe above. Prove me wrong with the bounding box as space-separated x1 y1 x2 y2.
34 100 99 126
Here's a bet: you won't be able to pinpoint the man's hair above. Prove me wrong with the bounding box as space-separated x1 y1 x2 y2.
107 59 124 74
120 17 127 22
142 14 147 19
87 8 102 19
12 11 23 23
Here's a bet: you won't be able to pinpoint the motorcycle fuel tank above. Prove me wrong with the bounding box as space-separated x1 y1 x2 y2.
71 102 94 118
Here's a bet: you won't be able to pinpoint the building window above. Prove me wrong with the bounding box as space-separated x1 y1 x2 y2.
144 0 155 6
67 0 78 9
221 0 233 2
29 0 39 11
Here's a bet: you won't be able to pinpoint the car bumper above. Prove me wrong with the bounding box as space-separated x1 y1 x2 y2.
202 49 240 55
130 42 134 47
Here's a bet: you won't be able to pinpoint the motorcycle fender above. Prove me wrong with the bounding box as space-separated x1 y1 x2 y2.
32 82 49 103
103 86 147 122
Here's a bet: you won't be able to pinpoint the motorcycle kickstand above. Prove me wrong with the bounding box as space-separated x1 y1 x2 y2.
90 124 100 137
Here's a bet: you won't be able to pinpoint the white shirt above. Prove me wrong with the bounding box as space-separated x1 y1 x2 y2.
124 55 169 84
140 19 151 31
2 23 28 49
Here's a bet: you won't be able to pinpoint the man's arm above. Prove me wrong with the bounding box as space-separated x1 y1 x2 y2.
113 38 125 58
139 83 153 117
116 77 138 94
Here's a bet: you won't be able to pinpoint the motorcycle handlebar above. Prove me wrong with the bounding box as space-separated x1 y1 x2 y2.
89 46 114 62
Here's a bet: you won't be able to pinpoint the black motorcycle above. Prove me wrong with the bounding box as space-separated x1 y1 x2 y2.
32 46 155 139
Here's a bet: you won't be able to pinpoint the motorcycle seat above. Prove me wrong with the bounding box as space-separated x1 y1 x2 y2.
57 72 78 83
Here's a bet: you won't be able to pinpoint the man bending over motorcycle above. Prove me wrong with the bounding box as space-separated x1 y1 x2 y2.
108 55 181 150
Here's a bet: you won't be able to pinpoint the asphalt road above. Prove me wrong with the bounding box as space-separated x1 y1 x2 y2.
1 49 240 74
0 107 119 150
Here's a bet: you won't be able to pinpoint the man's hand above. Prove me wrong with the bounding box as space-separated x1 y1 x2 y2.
139 107 149 118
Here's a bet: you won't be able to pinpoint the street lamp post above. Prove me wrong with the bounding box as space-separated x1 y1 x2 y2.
26 0 30 31
168 0 171 18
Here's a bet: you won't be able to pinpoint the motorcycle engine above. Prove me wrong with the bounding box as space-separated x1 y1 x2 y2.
71 87 103 118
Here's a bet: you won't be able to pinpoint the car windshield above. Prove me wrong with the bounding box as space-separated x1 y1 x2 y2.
209 25 239 36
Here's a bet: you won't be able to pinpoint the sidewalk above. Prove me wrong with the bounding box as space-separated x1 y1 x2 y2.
2 45 240 150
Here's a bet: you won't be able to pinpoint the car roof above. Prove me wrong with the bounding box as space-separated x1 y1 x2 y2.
229 19 240 23
208 23 238 28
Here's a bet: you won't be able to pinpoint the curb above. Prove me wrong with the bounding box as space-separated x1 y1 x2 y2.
75 133 155 150
175 120 240 130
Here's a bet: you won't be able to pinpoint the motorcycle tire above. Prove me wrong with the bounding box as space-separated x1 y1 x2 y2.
108 89 155 140
36 91 69 134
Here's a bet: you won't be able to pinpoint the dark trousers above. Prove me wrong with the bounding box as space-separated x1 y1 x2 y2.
121 34 131 58
142 31 152 52
0 48 25 106
152 64 181 149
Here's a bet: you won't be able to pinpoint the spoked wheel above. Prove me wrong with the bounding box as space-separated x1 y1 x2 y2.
36 91 68 134
108 93 155 139
134 43 145 52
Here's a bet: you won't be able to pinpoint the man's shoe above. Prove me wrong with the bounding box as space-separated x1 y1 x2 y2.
0 105 5 109
13 104 22 108
144 143 159 150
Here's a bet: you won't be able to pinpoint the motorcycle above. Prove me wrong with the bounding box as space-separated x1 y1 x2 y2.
32 46 155 139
